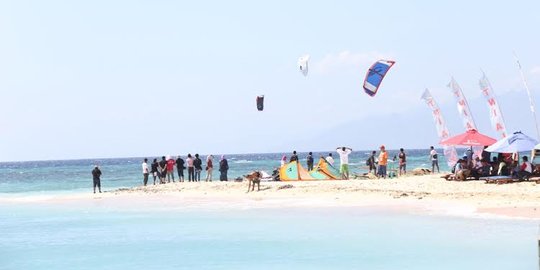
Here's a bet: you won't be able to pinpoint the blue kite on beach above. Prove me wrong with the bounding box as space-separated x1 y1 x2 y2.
362 60 395 97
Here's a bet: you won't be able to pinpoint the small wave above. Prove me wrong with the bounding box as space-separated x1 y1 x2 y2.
234 160 253 164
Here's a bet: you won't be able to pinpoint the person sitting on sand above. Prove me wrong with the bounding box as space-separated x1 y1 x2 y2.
497 157 510 176
510 160 520 178
517 156 533 181
336 146 352 180
455 159 471 181
490 156 499 176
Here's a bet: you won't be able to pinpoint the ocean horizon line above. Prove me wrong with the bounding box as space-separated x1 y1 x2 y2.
0 147 449 164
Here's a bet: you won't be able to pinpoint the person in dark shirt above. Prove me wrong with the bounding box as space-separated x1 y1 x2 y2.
219 155 229 181
151 158 159 185
159 156 167 184
194 154 203 181
481 146 491 163
367 151 377 174
176 156 185 182
92 165 102 193
289 151 299 162
306 152 314 171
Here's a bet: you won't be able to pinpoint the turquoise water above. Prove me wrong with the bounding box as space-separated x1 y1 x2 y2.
0 203 536 269
0 150 449 195
3 150 533 270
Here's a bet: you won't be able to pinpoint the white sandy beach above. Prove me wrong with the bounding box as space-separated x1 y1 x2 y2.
4 174 540 219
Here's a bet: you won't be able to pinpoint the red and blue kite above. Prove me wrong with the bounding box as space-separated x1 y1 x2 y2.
363 60 395 97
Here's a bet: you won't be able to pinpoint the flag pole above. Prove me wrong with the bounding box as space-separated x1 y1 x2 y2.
514 52 540 140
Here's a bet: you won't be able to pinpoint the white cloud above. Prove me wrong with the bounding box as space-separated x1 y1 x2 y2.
530 66 540 76
313 50 393 74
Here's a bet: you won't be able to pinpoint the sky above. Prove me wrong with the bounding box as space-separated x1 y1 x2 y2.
0 0 539 161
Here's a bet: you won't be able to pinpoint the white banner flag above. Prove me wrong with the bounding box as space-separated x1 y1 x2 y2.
479 73 507 138
448 77 477 131
421 89 458 167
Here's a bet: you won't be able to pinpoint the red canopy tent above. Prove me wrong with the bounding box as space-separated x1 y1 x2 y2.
440 129 497 146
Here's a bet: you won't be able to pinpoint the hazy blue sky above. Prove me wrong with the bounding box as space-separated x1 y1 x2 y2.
0 0 539 161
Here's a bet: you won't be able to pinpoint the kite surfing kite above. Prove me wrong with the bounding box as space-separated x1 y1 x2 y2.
297 55 310 76
256 95 264 111
363 60 395 97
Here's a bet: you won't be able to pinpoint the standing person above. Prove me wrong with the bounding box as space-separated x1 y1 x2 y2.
159 156 167 184
142 158 150 186
398 148 406 176
151 158 159 185
186 154 194 182
92 165 102 193
326 153 334 167
366 151 377 175
377 145 388 179
306 152 314 171
194 154 203 181
205 155 214 182
336 147 352 179
166 157 176 183
280 155 287 167
289 151 299 162
430 146 439 173
219 155 229 181
176 155 185 182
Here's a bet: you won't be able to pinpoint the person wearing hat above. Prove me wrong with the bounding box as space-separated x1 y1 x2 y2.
377 145 388 179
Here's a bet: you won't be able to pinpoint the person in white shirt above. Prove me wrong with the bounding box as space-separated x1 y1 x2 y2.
142 158 149 186
336 147 352 179
429 146 439 173
325 153 334 167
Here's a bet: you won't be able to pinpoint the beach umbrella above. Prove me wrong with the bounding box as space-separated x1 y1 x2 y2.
439 129 497 146
485 131 538 153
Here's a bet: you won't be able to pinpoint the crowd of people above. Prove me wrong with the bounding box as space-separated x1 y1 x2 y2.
141 154 230 186
91 147 537 192
281 146 406 180
449 148 535 181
